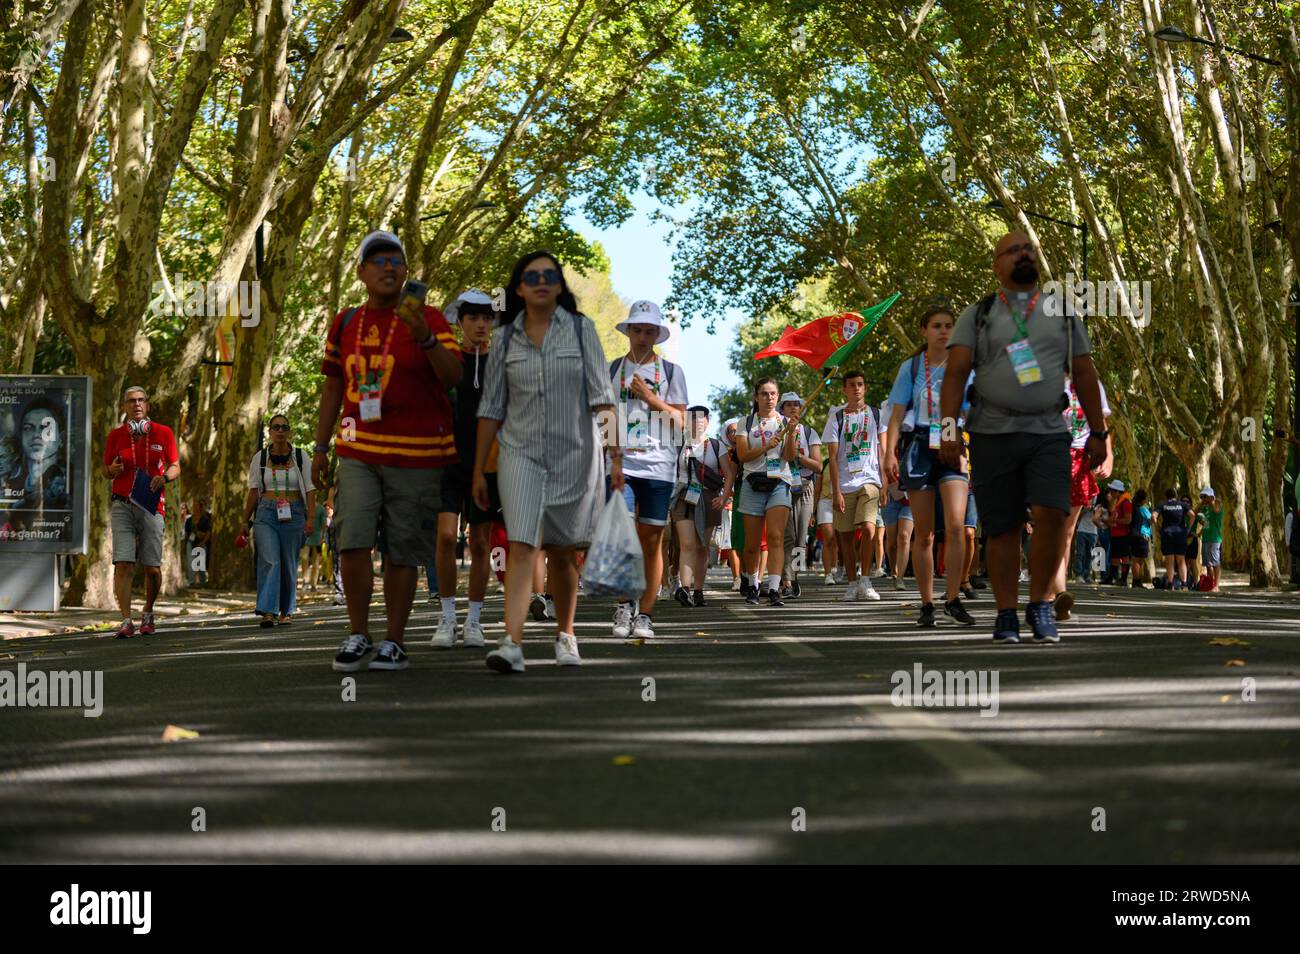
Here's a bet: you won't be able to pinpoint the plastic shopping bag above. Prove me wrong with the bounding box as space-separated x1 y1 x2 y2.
581 493 645 601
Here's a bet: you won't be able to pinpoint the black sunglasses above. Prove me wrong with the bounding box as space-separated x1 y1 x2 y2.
366 255 406 268
521 268 563 287
270 423 290 431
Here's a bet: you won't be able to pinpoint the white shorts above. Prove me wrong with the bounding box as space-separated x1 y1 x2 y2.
816 498 834 527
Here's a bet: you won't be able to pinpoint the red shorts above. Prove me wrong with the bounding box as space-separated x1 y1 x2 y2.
1069 447 1098 508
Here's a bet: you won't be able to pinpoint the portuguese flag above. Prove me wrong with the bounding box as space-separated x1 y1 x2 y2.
755 292 900 370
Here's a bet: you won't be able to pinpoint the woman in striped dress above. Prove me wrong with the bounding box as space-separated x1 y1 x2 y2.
473 251 620 673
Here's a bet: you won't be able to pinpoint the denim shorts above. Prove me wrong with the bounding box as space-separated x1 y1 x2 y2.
901 438 968 492
738 478 792 517
882 498 913 526
964 491 978 529
618 475 675 527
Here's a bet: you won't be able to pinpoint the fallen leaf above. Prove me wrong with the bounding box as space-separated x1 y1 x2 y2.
855 673 876 679
1223 659 1246 667
1219 694 1231 703
695 631 708 637
161 724 200 742
1207 637 1250 647
629 637 645 646
1105 613 1118 618
142 668 164 673
611 755 636 766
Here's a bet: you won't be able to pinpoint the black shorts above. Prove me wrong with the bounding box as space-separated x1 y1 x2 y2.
1129 536 1150 559
968 430 1071 537
1160 532 1187 557
439 466 503 525
1186 537 1199 560
1111 535 1131 559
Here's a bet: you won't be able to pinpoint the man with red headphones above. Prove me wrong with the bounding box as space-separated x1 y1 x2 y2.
103 386 180 638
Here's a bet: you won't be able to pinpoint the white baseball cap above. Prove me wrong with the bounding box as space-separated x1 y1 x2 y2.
444 288 494 324
616 300 671 344
357 229 404 264
1199 486 1215 498
1107 479 1126 492
779 392 803 407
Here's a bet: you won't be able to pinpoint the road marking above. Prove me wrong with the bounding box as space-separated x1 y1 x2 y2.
861 705 1039 784
764 636 822 658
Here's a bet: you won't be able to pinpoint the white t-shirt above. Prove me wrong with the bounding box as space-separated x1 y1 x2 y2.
821 404 884 492
789 423 823 489
613 355 689 482
247 449 314 495
739 413 793 485
1064 380 1112 450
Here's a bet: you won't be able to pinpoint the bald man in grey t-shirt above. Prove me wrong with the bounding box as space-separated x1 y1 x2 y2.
939 232 1107 645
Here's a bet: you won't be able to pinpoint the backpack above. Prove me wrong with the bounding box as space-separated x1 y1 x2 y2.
258 446 306 493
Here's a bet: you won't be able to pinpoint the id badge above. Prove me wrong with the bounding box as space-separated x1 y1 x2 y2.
1007 339 1043 386
276 499 292 522
765 453 783 474
359 389 382 422
928 421 942 450
685 480 702 505
846 449 865 473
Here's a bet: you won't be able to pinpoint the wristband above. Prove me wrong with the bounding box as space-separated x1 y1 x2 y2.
418 330 439 351
1090 429 1109 441
312 443 330 455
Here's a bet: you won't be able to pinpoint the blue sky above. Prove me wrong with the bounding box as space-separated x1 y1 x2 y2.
570 193 745 412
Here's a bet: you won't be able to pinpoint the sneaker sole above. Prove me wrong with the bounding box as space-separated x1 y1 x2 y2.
367 660 410 671
555 656 582 666
993 635 1021 644
1033 633 1061 644
486 654 524 674
462 638 486 649
332 658 367 672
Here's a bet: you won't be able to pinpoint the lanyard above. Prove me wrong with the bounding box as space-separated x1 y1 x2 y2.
998 290 1040 341
126 432 152 475
273 461 288 499
844 406 869 453
353 304 400 395
923 353 946 421
620 355 661 401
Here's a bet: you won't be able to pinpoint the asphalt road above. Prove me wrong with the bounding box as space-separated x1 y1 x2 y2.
1 571 1298 863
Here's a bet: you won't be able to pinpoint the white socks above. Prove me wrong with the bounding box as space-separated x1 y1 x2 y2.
440 597 455 620
467 600 483 626
766 574 781 592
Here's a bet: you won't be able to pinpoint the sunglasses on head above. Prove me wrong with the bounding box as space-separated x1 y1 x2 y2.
366 255 405 268
521 268 562 287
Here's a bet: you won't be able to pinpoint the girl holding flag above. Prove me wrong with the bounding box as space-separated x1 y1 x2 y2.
884 302 977 629
733 377 800 606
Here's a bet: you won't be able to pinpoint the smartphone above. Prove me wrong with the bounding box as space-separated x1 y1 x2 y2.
397 280 428 324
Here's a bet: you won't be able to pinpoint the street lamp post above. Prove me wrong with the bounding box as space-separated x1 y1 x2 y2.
985 199 1088 285
1153 25 1282 67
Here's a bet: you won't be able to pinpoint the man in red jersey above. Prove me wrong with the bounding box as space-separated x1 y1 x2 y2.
312 231 463 673
103 386 180 638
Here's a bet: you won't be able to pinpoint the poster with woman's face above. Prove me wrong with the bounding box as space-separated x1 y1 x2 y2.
0 376 90 554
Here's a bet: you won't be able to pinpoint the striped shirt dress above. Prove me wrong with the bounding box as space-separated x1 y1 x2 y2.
477 306 615 548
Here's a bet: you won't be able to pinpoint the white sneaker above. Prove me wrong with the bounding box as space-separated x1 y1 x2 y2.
730 577 741 591
462 619 485 648
431 614 457 649
612 602 634 639
486 636 525 673
840 579 863 602
1018 569 1029 583
860 578 882 601
824 572 837 585
543 596 556 620
894 576 906 591
835 568 846 583
632 613 655 640
555 633 582 666
871 566 887 579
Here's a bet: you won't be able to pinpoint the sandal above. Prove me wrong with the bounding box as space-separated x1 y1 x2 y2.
259 613 276 628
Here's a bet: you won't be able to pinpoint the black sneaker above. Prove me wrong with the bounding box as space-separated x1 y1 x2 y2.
333 633 373 672
993 609 1020 644
944 598 976 625
674 585 693 608
1026 601 1060 643
745 588 760 605
740 579 753 599
692 589 705 607
917 602 936 627
779 584 793 600
791 580 802 599
529 594 547 622
960 583 977 600
768 589 785 607
971 576 988 590
367 639 410 671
